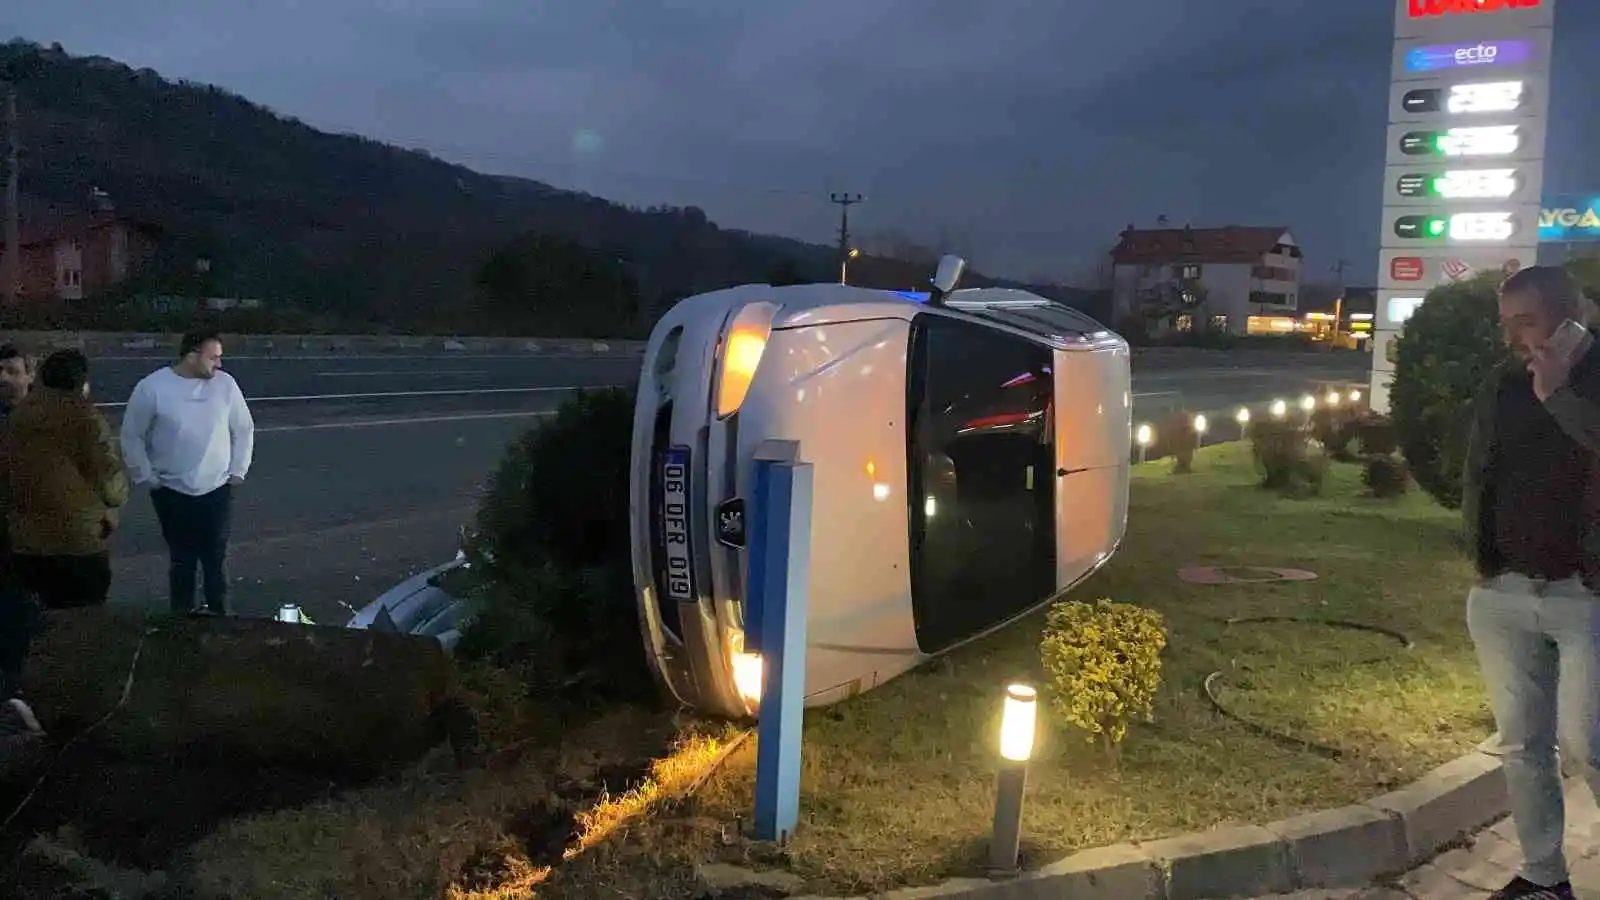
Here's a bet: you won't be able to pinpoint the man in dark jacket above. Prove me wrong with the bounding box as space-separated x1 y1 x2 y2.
1461 265 1600 900
0 342 42 737
1 349 128 609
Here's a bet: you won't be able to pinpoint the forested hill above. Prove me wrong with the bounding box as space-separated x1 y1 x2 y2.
0 39 1100 335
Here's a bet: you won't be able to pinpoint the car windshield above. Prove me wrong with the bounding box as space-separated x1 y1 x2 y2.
904 311 1058 654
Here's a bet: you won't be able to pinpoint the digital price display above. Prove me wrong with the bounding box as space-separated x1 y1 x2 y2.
1388 297 1425 326
1402 81 1525 115
1393 212 1517 241
1400 125 1520 157
1396 169 1519 199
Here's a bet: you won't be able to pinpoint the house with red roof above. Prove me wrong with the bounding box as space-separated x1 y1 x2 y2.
1109 224 1302 335
0 212 161 302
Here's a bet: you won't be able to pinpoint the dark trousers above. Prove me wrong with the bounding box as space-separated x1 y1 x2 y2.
150 484 233 614
0 569 39 698
11 552 112 610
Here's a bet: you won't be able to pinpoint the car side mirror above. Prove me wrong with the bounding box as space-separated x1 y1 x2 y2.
929 255 967 303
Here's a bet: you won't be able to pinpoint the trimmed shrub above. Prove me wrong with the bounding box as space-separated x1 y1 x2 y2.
1363 455 1411 499
1040 598 1167 760
1311 406 1357 461
1355 412 1399 457
1165 410 1200 474
1389 273 1510 509
1249 418 1328 498
457 388 654 706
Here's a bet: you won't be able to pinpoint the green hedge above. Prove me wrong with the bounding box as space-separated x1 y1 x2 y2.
456 388 654 706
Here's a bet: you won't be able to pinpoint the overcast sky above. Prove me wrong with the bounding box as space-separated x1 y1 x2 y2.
4 1 1597 283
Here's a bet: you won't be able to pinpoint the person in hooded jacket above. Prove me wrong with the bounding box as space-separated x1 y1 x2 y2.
0 342 41 737
0 349 129 610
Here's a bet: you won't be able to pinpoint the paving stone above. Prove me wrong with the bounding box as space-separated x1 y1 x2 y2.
1465 829 1524 872
1140 824 1292 899
1366 753 1509 864
1267 804 1409 887
1574 852 1600 899
1397 862 1491 898
1429 844 1516 892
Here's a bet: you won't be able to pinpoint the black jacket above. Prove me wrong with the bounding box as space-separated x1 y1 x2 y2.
1463 335 1600 586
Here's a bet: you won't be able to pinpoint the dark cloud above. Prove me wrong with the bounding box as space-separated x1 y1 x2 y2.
2 0 1596 281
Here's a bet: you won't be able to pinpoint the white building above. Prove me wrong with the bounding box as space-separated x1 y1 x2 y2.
1109 225 1303 336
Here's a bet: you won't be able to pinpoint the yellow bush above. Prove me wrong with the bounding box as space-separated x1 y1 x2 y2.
1039 598 1167 755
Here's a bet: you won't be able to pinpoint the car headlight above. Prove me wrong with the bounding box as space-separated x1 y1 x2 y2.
715 303 777 419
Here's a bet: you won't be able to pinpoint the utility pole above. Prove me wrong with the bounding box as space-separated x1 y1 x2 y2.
829 192 865 271
2 82 19 306
1330 259 1350 348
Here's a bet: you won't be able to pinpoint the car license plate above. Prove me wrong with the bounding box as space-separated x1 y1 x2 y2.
659 446 694 602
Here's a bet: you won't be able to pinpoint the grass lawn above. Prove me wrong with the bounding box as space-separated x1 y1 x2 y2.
543 441 1495 898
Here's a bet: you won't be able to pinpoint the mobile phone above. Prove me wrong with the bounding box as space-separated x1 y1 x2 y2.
1548 319 1589 359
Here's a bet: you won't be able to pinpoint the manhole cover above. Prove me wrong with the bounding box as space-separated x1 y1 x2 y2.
1179 566 1318 585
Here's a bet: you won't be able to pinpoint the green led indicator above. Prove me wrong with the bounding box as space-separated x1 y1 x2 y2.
1427 218 1446 237
1429 176 1445 196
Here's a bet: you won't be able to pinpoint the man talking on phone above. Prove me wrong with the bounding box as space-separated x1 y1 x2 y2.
1464 265 1600 900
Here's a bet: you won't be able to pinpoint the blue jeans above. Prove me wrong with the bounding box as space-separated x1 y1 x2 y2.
1468 573 1600 886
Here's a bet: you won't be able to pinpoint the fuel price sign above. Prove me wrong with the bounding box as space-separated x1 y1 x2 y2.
1402 81 1525 115
1400 125 1521 156
1393 212 1517 241
1396 168 1519 199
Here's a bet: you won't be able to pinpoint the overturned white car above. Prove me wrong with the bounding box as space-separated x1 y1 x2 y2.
630 257 1133 719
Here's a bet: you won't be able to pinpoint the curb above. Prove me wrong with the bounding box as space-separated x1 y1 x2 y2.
702 744 1509 900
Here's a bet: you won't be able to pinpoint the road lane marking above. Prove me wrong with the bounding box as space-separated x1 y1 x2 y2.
111 506 478 572
315 370 492 377
257 410 557 433
94 385 599 409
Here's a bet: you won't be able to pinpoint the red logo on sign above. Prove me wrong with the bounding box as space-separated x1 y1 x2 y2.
1409 0 1541 17
1391 257 1424 281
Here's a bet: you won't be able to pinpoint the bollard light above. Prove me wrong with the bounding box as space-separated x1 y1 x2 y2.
1192 414 1208 436
999 684 1038 762
1299 394 1316 413
1325 391 1341 406
1270 399 1288 419
1235 407 1251 425
990 684 1037 876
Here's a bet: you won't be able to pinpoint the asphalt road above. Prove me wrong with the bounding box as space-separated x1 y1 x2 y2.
83 350 1371 623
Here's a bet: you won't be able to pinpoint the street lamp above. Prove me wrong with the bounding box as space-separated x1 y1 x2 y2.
1134 423 1153 463
1324 390 1341 407
840 247 860 285
1192 414 1208 443
990 683 1037 875
1235 407 1251 426
1299 394 1317 414
1270 399 1288 419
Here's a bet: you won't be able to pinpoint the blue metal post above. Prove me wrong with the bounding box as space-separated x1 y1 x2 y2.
750 456 813 843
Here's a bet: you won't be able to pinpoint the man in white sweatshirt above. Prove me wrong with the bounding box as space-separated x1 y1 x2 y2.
119 329 255 615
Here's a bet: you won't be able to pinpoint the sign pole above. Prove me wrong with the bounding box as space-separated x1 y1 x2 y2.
748 443 812 843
